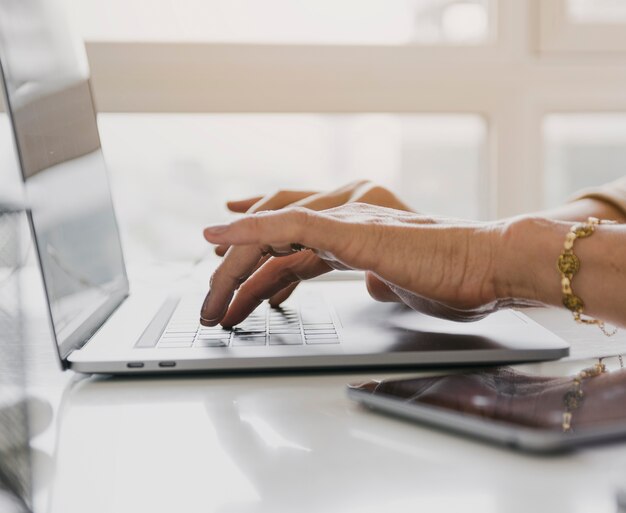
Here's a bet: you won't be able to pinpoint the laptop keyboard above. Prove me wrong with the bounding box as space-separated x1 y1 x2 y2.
157 300 339 349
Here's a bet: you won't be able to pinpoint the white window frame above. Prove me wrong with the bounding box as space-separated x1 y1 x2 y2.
77 0 626 218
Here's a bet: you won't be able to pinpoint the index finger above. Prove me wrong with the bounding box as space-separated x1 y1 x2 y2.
200 245 265 325
201 208 352 324
220 251 331 327
203 208 348 255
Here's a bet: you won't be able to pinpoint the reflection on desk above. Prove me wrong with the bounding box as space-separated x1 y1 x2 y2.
35 369 626 513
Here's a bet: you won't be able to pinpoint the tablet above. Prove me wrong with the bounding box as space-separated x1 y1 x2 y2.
347 367 626 453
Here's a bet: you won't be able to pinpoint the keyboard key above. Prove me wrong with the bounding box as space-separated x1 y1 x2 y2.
270 319 299 324
269 329 301 334
269 334 303 345
302 323 334 330
269 325 300 330
232 336 267 346
244 321 265 326
303 329 336 335
197 333 232 340
305 333 339 339
305 338 339 345
195 339 229 347
232 329 266 336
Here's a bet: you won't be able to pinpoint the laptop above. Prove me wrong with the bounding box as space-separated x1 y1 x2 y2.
0 0 569 374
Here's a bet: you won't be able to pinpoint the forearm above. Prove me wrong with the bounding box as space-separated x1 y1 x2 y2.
497 217 626 328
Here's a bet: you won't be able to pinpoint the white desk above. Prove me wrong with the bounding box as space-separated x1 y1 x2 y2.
22 264 626 513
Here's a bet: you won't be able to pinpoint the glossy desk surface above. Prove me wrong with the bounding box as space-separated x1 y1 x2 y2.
22 265 626 513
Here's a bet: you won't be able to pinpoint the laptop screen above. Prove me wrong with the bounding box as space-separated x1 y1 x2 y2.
0 1 129 360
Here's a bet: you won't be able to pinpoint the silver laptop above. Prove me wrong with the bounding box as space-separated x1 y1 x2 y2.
0 0 569 374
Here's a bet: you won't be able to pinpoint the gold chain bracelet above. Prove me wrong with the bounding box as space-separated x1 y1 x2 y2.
562 361 607 432
557 217 618 337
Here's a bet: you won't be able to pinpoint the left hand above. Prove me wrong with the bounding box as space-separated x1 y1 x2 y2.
217 180 412 257
200 203 511 327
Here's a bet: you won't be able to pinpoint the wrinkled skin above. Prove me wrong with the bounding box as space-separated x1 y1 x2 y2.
213 181 413 308
200 200 521 327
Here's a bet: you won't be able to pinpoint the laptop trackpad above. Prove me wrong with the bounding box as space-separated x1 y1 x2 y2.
321 280 557 353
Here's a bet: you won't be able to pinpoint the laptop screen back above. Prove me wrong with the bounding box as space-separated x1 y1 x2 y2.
0 0 129 361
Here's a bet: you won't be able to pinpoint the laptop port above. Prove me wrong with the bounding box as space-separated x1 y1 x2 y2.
158 361 176 368
126 362 144 368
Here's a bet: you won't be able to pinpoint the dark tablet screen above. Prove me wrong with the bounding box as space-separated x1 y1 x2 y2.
351 366 626 433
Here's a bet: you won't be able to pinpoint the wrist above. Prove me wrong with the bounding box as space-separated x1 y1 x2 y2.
493 216 567 307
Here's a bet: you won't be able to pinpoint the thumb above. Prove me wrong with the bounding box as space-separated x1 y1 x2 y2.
365 272 401 302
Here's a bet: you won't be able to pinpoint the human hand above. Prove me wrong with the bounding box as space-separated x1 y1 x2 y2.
215 181 413 307
221 180 410 235
200 203 516 327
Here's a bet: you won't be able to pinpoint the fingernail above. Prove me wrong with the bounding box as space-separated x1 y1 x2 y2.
204 224 230 235
199 316 220 327
200 291 213 321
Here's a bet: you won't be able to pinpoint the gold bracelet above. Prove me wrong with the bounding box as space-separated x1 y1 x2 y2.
562 361 607 432
557 217 618 337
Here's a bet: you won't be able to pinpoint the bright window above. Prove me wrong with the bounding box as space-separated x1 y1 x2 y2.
543 114 626 208
97 114 486 261
567 0 626 23
64 0 491 45
4 0 626 264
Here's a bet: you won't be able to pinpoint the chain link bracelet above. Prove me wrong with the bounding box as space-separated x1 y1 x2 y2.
557 217 618 337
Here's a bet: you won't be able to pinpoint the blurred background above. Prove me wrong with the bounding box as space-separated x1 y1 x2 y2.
2 0 626 264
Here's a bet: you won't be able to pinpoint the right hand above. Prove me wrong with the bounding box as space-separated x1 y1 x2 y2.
215 181 413 308
201 203 505 327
